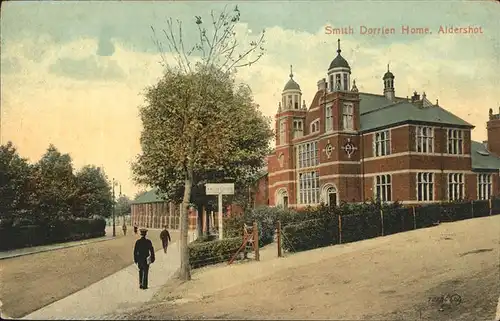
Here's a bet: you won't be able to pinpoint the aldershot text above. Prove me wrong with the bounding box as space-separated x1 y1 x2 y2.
325 25 484 35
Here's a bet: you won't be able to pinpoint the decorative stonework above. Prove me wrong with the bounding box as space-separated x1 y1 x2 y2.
278 153 284 168
322 140 335 159
341 138 358 159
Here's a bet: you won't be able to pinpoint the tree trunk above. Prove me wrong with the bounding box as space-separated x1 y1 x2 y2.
178 171 193 281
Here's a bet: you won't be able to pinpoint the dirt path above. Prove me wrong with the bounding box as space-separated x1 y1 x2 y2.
0 228 178 318
125 216 499 320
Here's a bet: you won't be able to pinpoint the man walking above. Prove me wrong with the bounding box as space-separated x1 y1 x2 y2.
160 225 171 254
133 223 138 235
134 228 155 289
122 222 127 236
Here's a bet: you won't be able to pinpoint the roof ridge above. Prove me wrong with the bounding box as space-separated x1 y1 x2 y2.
361 100 406 115
433 104 474 127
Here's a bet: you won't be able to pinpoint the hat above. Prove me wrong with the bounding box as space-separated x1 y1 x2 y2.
139 228 148 235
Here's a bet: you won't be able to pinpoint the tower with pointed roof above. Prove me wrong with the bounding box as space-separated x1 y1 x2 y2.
327 39 351 92
383 64 395 101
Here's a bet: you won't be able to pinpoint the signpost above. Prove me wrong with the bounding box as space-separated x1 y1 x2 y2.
205 183 235 240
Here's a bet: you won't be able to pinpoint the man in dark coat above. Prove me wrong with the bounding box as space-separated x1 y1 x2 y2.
160 225 171 254
134 228 155 289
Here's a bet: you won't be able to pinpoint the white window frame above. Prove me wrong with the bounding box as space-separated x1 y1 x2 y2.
342 103 354 130
373 130 391 157
447 129 464 155
417 172 434 201
477 173 492 200
325 105 333 131
293 119 303 139
447 173 465 201
279 119 286 145
416 126 434 153
297 141 319 169
374 174 392 202
310 119 320 133
298 171 320 205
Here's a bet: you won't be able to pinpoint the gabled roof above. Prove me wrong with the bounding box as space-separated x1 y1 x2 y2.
132 188 166 204
359 93 473 132
471 141 500 171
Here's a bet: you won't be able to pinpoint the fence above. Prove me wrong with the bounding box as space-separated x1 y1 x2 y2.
188 222 260 269
277 199 500 255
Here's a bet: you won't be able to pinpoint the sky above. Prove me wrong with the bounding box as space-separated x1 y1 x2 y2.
1 0 499 197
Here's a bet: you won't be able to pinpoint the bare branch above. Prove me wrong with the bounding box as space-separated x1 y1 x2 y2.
177 20 192 73
228 31 265 70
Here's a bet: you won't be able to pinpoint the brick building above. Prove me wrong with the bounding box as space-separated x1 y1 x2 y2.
266 40 500 208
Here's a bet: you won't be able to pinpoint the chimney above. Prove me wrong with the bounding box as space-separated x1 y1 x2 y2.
317 78 327 91
411 91 420 102
487 107 500 156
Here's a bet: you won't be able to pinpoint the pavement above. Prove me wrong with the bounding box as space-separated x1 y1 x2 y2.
0 235 114 260
20 232 196 320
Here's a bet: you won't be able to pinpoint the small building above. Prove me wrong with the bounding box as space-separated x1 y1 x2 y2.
131 189 186 230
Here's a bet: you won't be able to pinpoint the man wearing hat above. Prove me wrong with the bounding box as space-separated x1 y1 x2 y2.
160 225 171 254
134 228 155 289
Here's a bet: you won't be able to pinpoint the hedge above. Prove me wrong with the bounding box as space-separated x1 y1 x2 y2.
279 198 500 253
221 198 500 256
0 217 106 251
188 236 242 269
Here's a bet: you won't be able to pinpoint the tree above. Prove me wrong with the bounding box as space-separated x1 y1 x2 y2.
29 145 77 223
115 195 132 217
73 165 113 218
133 6 270 281
0 142 32 222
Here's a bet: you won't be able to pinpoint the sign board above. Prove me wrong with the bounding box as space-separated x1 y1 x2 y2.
205 183 235 195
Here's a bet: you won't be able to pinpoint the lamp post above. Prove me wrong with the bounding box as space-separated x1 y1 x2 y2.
112 178 116 237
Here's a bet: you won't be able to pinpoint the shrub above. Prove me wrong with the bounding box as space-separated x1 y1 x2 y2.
0 217 106 251
382 207 414 236
224 206 297 246
415 204 441 228
472 200 490 217
492 197 500 214
281 217 337 252
341 210 380 243
192 234 218 244
223 214 246 238
188 236 243 269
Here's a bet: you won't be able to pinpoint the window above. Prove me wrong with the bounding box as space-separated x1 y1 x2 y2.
310 120 319 133
293 120 303 138
417 173 434 201
335 74 341 90
477 174 492 200
298 171 320 204
448 173 464 201
298 141 319 168
374 130 390 156
294 95 299 109
279 119 286 145
374 175 392 202
325 105 333 131
329 75 334 92
342 103 354 130
343 74 348 91
416 126 434 153
447 129 463 154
